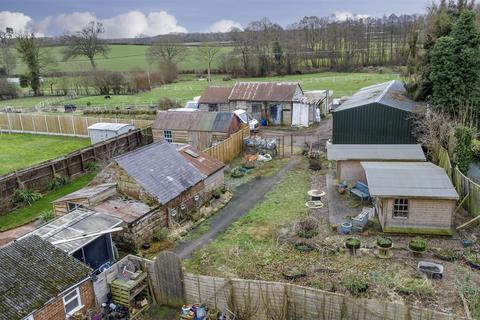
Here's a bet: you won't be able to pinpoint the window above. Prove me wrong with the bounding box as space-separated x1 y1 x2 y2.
208 104 218 112
392 198 409 218
163 130 173 143
251 103 261 115
67 202 80 213
63 288 82 316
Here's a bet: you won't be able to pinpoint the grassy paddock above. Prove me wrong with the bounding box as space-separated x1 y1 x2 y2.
0 133 90 175
0 172 96 231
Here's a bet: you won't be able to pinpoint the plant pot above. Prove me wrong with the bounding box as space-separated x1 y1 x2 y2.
345 238 361 250
408 238 427 253
376 236 393 249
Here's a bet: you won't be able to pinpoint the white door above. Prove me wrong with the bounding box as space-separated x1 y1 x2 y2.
300 104 309 127
292 103 302 126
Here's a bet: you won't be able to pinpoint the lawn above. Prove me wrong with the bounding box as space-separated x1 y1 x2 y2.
0 133 90 175
0 172 96 231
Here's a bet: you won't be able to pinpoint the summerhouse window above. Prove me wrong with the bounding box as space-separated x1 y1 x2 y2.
164 130 173 143
208 104 219 112
63 287 82 316
392 198 409 219
67 202 80 213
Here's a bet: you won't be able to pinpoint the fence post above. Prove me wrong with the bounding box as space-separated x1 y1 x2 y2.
71 116 76 136
44 115 49 134
6 112 11 131
19 114 24 131
290 134 293 156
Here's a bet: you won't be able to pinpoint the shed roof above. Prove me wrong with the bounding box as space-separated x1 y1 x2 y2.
88 122 135 131
327 144 426 161
334 80 418 112
228 82 300 102
178 145 225 177
25 207 122 254
53 183 116 203
114 141 205 204
94 196 153 224
153 111 236 133
0 236 92 319
361 162 459 199
199 86 232 104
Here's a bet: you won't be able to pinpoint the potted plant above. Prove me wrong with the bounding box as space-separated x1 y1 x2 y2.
464 250 480 270
345 238 361 251
409 237 427 255
376 236 393 248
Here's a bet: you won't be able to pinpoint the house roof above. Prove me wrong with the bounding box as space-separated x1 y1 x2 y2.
0 236 92 319
94 196 154 224
114 141 205 204
24 207 123 254
228 82 301 102
327 144 426 161
178 145 225 177
361 162 459 200
334 80 419 112
153 111 236 133
87 122 135 131
198 86 232 104
53 183 116 203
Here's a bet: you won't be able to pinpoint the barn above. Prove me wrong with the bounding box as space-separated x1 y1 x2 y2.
332 80 421 144
362 162 459 235
152 110 242 150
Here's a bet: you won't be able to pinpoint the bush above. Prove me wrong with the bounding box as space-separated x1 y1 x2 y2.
394 277 433 296
230 168 245 178
408 237 427 252
296 217 319 239
48 174 70 191
0 78 18 100
13 188 42 206
85 161 100 172
158 98 180 110
153 228 169 242
342 274 369 295
40 210 55 223
212 189 222 200
454 126 474 174
434 248 459 261
472 139 480 159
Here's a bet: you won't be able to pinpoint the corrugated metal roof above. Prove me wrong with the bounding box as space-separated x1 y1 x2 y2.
53 183 116 203
114 141 205 204
153 111 236 133
88 122 135 131
361 162 459 199
199 86 232 104
334 80 418 112
228 82 300 102
94 196 153 224
178 145 225 177
0 236 92 319
25 207 122 254
327 144 426 161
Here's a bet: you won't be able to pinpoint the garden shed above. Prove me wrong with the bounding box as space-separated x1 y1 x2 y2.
24 207 122 272
198 86 233 111
327 144 426 183
362 162 459 235
332 80 421 144
152 110 242 150
88 122 136 144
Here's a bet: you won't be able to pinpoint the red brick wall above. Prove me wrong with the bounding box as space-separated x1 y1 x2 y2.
33 280 95 320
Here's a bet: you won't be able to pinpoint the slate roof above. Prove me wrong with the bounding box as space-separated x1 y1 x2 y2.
198 86 232 104
25 207 122 254
327 144 426 161
0 236 92 319
361 162 459 199
153 111 236 133
114 141 205 204
228 82 300 102
334 80 418 112
178 145 225 177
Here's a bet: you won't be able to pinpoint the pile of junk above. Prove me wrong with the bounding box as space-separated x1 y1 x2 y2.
244 136 277 157
178 304 226 320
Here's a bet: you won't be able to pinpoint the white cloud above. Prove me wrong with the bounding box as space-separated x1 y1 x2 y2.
50 11 96 34
208 19 242 33
0 11 33 33
334 11 370 21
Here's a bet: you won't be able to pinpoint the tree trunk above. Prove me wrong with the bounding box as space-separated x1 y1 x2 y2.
89 57 96 69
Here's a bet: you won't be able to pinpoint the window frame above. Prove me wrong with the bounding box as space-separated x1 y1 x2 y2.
392 198 409 219
251 103 262 115
208 104 219 112
63 287 83 316
163 130 173 143
67 202 80 213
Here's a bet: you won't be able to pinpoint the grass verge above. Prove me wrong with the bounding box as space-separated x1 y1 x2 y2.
0 172 96 231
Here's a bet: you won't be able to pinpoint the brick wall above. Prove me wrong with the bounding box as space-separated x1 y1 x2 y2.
33 280 95 320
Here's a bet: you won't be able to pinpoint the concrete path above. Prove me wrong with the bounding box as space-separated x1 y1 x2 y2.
0 222 37 247
175 158 299 259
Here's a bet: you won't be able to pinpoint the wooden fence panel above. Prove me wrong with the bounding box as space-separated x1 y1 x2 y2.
204 126 249 163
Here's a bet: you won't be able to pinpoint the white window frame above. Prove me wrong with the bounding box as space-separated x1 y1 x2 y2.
164 130 173 143
23 315 34 320
63 287 83 316
392 198 409 219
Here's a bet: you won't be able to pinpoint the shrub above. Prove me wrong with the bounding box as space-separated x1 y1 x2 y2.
472 139 480 159
158 98 180 110
13 189 42 206
408 237 427 252
230 168 244 178
0 78 18 100
48 174 70 191
212 189 222 200
341 274 369 296
296 217 319 239
153 228 169 242
376 236 393 248
85 161 100 172
394 277 433 296
434 248 459 261
40 210 55 223
454 126 474 174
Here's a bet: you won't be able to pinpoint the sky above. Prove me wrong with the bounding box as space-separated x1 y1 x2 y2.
0 0 431 38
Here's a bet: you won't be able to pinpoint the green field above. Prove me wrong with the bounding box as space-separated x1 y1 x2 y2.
0 133 90 175
12 44 233 74
0 72 400 108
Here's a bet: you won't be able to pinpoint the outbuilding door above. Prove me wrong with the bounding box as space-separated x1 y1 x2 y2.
292 103 309 127
269 104 282 125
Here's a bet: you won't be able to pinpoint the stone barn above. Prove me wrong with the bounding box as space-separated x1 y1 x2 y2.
362 162 459 235
327 144 426 184
198 86 233 111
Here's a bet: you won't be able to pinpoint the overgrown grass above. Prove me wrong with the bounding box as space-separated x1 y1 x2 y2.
0 172 96 231
0 133 90 175
225 157 291 189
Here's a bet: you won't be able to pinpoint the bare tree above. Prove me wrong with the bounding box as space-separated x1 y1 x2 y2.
146 35 185 65
62 21 110 69
0 27 16 76
199 42 221 82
